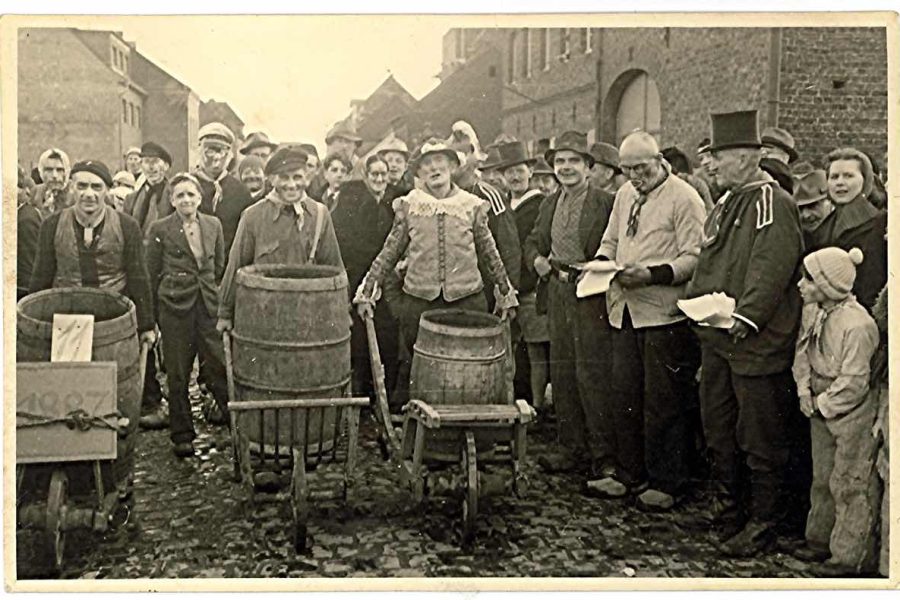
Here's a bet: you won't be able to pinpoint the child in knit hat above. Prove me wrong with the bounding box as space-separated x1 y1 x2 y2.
791 246 880 576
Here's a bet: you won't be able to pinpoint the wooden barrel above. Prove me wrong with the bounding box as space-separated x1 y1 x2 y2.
231 264 351 451
17 288 142 494
410 309 509 460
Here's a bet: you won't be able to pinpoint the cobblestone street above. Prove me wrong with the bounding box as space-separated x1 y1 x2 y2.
17 387 829 581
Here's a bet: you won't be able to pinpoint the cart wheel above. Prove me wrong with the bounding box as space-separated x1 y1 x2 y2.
45 469 68 571
461 432 478 544
291 517 308 553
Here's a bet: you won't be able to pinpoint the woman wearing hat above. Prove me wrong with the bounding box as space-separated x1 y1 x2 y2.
805 147 887 310
354 140 518 363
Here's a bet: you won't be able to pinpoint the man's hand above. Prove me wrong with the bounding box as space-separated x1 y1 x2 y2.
139 329 157 346
534 255 552 278
497 306 516 322
616 265 651 289
728 320 751 342
356 302 375 320
799 394 815 418
216 318 233 333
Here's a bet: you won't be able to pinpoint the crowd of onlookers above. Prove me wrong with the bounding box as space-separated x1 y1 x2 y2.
16 108 889 577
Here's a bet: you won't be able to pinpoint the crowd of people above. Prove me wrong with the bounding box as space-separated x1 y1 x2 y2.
15 107 889 577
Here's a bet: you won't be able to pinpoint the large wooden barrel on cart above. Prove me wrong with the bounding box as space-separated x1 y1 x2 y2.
410 309 509 460
16 288 142 493
231 264 351 451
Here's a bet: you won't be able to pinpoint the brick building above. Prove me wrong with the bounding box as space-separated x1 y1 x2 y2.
349 75 417 154
18 27 205 172
497 27 888 168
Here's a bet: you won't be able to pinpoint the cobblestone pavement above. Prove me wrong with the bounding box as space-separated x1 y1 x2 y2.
17 388 826 581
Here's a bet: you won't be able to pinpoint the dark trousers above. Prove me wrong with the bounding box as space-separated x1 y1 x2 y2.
350 302 400 405
158 301 229 444
699 344 793 521
140 345 164 413
547 277 615 463
610 313 700 492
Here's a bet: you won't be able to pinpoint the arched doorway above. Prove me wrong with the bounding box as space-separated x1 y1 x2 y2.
601 69 662 144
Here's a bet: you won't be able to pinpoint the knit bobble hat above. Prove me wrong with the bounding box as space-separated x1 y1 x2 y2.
803 246 864 301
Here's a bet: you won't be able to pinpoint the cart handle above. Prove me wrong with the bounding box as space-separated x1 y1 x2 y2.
363 314 401 456
137 339 151 401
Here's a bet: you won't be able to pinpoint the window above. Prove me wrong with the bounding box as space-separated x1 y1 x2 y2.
539 28 550 70
551 109 556 130
122 99 128 124
507 31 517 84
521 29 532 79
572 102 577 124
581 28 592 54
122 54 128 72
130 104 137 128
532 114 537 134
135 106 141 128
558 28 570 59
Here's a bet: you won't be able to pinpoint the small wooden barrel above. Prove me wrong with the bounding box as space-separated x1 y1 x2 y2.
410 309 509 460
231 264 351 452
17 288 142 493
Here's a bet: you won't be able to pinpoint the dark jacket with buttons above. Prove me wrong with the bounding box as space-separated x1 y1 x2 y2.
145 212 224 317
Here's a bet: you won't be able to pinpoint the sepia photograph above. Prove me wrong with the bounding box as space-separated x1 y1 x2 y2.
2 6 897 591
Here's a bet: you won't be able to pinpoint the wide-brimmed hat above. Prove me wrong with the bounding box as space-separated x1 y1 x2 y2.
761 127 798 163
545 131 595 168
589 141 621 173
325 122 362 146
494 141 537 171
240 132 278 155
532 156 555 176
791 160 816 179
377 138 410 159
198 122 235 146
410 139 462 173
793 169 829 207
708 110 762 153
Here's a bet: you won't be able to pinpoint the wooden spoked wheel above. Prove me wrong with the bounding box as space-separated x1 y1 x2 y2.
45 469 68 571
461 432 478 544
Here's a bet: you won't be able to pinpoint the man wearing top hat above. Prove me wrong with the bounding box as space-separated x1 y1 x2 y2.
29 159 156 346
760 126 799 195
523 130 617 479
683 110 803 556
240 132 278 164
589 141 623 195
193 122 255 255
216 146 344 333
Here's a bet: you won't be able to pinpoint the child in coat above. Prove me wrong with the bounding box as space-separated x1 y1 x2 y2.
792 246 880 576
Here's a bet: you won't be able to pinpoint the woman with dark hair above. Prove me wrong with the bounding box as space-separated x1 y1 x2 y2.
332 154 402 399
806 147 887 310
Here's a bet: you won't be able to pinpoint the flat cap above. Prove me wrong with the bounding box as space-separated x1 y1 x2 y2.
70 159 113 187
198 122 235 145
264 147 309 176
140 141 172 165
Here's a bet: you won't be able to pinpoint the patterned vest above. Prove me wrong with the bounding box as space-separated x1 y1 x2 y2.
53 206 127 293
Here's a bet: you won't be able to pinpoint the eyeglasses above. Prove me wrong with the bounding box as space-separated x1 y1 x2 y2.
368 171 388 179
620 162 652 174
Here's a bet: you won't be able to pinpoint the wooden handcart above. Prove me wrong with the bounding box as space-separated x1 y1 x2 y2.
364 312 536 544
223 331 367 552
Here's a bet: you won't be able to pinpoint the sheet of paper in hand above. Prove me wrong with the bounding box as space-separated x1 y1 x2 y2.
575 260 623 298
677 293 736 329
51 314 94 362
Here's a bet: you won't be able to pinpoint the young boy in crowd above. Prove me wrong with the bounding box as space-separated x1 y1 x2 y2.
791 246 880 576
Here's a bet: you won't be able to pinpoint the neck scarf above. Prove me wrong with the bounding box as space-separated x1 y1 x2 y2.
74 205 107 246
193 167 228 213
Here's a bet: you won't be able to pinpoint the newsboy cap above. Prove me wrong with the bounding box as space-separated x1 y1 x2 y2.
198 122 235 146
265 147 309 176
140 141 172 165
70 160 113 187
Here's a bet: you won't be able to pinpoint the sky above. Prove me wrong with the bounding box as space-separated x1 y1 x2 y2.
111 16 449 151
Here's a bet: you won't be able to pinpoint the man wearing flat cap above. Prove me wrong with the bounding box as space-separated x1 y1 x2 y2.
29 159 156 346
683 110 803 556
760 126 798 195
240 131 278 164
589 141 623 195
523 130 617 480
217 146 344 333
125 141 174 235
192 122 255 255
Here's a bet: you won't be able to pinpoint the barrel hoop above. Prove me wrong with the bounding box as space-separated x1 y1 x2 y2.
233 374 352 396
235 265 348 292
230 331 351 349
413 345 506 363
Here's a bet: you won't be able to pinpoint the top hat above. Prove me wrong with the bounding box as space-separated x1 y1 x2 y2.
325 122 362 146
708 110 762 153
495 141 536 171
793 169 829 207
589 141 621 173
545 131 595 168
240 132 278 155
761 127 798 163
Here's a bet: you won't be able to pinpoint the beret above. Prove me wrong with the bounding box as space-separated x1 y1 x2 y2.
140 141 172 165
70 160 113 187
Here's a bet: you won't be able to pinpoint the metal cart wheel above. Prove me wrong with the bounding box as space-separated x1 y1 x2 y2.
45 469 68 570
290 449 309 553
461 431 478 544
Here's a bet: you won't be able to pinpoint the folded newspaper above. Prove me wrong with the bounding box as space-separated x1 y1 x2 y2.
575 260 623 298
677 293 736 329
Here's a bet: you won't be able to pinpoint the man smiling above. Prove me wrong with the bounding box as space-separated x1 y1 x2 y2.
217 146 344 333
